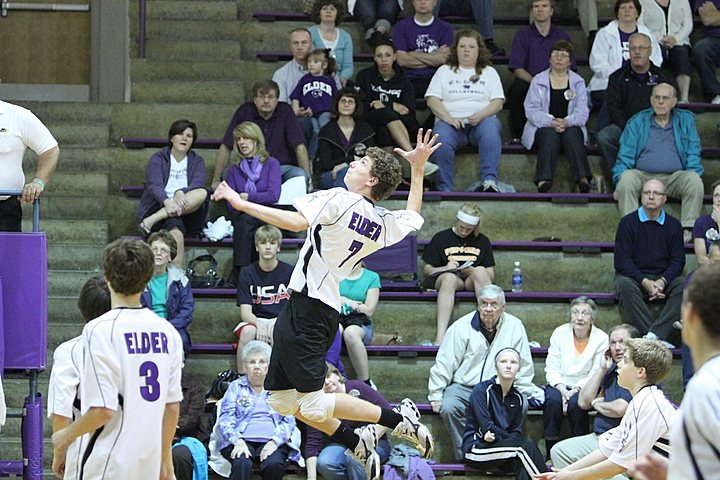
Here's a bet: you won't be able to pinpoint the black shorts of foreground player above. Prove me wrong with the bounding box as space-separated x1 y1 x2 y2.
212 129 441 480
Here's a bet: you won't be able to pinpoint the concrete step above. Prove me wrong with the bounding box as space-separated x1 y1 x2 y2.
13 101 112 124
24 147 112 173
44 122 109 148
22 194 107 220
21 219 108 245
139 0 238 21
131 80 246 104
143 39 244 62
46 244 105 270
131 58 263 82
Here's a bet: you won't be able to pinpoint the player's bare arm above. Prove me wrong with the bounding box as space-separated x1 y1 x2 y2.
394 128 441 214
160 401 180 480
211 183 310 232
51 407 114 477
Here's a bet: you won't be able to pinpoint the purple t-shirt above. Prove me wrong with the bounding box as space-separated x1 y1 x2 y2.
696 0 720 37
392 16 454 80
508 23 575 76
221 102 305 166
692 214 719 251
619 29 636 67
289 73 337 116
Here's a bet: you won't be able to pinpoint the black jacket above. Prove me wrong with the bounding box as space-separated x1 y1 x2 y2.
317 120 375 173
606 64 677 128
354 63 417 113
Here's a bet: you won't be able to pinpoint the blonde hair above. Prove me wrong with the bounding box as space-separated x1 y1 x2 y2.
458 202 483 235
233 121 269 162
624 338 673 385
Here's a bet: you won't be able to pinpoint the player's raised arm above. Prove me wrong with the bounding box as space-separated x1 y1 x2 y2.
394 128 441 214
211 182 310 232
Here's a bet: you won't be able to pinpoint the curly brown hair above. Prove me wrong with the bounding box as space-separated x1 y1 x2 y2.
447 29 491 74
366 146 402 201
310 0 345 25
103 238 154 296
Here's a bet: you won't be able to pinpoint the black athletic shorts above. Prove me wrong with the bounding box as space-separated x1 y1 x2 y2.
0 197 22 232
264 290 339 393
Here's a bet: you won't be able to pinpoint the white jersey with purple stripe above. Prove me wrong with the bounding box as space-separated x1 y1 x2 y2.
290 188 424 311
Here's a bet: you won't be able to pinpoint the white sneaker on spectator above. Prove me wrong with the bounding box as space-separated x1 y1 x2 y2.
392 398 434 458
712 95 720 104
423 162 439 176
346 424 380 480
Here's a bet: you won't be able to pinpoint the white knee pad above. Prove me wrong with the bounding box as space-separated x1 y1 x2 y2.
298 390 336 422
268 389 299 416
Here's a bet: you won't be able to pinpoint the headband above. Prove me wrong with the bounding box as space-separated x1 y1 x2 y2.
456 210 480 226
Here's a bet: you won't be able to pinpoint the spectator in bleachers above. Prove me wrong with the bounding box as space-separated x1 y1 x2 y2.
614 178 685 346
556 0 599 49
233 226 292 372
350 0 402 46
613 82 703 234
339 263 381 388
587 0 662 127
48 276 110 480
317 88 375 189
355 38 439 177
392 0 454 98
596 33 676 176
507 0 574 144
542 297 609 459
213 341 300 480
550 323 638 469
309 0 354 86
223 122 281 286
137 119 208 267
211 80 310 191
522 40 592 193
434 0 504 56
428 284 540 460
0 99 59 232
692 179 720 264
638 0 693 103
421 203 495 344
142 230 195 356
305 363 392 480
692 0 720 104
425 29 505 192
273 28 314 104
462 348 548 480
172 371 208 480
291 48 338 160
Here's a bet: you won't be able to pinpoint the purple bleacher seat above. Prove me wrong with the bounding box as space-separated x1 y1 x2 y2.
364 235 420 290
120 137 221 149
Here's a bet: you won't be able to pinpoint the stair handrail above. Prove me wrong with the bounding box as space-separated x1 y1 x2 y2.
0 191 40 232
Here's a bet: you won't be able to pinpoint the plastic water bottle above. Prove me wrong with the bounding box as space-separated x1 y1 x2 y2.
512 261 523 292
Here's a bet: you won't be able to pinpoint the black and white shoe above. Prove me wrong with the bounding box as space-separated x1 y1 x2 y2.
392 398 434 458
346 424 380 480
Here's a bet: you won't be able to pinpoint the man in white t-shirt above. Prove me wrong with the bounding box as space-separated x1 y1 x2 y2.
212 129 440 480
536 338 677 480
51 239 184 480
629 263 720 480
0 100 59 231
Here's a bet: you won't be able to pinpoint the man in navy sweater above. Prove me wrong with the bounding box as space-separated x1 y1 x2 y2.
614 178 685 346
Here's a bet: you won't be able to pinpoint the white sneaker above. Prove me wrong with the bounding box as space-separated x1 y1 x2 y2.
346 425 380 480
392 398 434 458
712 95 720 104
423 162 440 177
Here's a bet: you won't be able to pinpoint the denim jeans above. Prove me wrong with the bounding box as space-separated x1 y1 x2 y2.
434 0 493 39
317 438 392 480
430 117 502 191
692 36 720 97
353 0 401 33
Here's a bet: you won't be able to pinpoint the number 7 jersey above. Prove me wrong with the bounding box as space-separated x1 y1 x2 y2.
290 188 424 311
80 307 183 479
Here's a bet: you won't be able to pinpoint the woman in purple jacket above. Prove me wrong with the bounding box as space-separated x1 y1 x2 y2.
522 41 592 193
137 119 208 268
224 122 282 287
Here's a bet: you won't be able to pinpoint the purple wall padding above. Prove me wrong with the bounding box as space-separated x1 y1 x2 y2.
22 394 44 480
0 277 4 375
0 461 24 475
0 233 47 369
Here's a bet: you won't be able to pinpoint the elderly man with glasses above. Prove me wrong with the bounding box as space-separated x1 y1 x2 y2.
614 178 686 347
613 82 704 240
427 284 543 460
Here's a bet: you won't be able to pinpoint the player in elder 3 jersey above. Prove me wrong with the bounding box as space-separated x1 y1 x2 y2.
51 239 184 480
212 128 440 480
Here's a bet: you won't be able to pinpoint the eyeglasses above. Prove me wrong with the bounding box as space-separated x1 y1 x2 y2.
550 51 570 58
570 309 592 318
641 190 667 197
151 246 171 255
480 301 502 311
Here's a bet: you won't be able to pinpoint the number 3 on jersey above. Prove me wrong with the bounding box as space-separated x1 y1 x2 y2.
139 361 160 401
338 240 364 268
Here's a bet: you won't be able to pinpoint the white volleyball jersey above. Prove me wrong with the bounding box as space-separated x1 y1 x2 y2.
47 336 86 480
290 188 424 311
669 355 720 480
79 307 183 480
598 384 677 469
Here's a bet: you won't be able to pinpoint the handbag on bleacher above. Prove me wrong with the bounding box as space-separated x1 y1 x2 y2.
186 254 222 289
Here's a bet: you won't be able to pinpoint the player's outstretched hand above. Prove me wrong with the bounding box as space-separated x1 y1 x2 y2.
211 181 244 209
393 128 441 170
